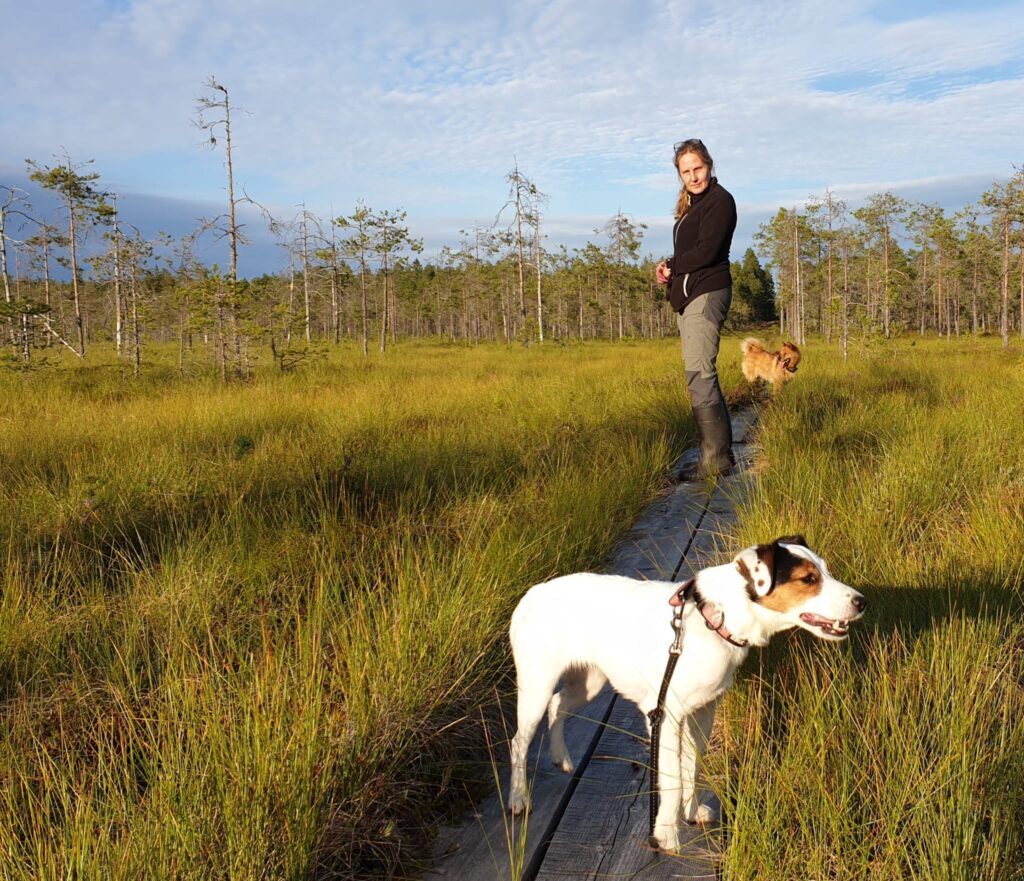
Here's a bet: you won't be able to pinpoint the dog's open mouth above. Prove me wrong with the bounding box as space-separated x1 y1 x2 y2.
800 613 851 638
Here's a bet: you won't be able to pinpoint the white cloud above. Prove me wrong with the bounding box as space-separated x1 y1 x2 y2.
2 0 1021 266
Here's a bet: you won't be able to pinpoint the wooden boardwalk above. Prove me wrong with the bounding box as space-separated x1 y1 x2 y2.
428 410 758 881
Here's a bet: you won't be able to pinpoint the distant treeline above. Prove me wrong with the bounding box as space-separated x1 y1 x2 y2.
1 81 1022 375
755 175 1024 357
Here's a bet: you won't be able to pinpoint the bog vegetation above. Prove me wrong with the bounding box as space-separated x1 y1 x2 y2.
718 337 1024 880
0 340 705 878
1 332 1022 879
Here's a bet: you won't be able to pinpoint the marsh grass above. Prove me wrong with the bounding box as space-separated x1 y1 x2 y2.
0 340 726 879
713 338 1024 880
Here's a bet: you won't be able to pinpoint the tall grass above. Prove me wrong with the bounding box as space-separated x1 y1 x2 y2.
0 340 731 879
714 338 1024 880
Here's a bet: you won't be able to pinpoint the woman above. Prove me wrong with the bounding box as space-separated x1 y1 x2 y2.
656 139 737 479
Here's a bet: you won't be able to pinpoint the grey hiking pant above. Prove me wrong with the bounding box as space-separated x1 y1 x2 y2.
676 287 731 409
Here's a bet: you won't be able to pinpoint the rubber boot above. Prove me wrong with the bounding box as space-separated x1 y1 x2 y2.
682 401 735 480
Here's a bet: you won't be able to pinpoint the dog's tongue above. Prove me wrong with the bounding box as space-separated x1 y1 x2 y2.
800 612 849 635
800 613 833 626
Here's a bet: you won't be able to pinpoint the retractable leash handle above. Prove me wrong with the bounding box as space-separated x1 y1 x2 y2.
648 581 693 845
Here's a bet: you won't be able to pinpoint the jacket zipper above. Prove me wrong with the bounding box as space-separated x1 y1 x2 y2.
674 213 692 296
673 212 690 246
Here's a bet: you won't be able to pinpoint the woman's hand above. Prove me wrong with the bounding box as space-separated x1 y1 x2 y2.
656 261 671 285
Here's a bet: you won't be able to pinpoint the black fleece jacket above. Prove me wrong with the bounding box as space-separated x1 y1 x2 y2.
666 178 737 313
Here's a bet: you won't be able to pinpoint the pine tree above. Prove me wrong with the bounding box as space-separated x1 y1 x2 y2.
731 248 776 324
26 153 107 356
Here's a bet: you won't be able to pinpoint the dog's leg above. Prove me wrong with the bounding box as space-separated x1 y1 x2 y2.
509 667 561 816
680 698 719 825
650 709 683 853
547 666 607 773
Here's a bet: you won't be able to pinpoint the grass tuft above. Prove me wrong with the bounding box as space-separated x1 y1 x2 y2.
0 340 702 879
713 338 1024 880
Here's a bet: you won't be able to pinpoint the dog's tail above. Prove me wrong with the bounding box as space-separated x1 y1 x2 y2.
740 337 763 356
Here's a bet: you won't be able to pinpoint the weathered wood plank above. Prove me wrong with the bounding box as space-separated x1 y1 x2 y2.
606 481 711 581
534 697 719 880
680 441 757 574
730 408 758 446
530 695 648 879
428 688 615 881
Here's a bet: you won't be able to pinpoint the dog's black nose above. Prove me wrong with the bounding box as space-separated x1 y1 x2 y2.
853 595 866 613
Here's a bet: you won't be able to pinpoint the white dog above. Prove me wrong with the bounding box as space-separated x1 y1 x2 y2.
508 536 866 853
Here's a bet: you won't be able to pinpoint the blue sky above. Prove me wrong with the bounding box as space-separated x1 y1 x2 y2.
2 0 1022 276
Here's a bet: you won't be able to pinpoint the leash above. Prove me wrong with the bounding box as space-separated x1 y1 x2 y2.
647 578 749 846
647 578 694 845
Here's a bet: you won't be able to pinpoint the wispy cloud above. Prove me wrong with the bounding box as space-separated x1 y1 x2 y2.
2 0 1021 273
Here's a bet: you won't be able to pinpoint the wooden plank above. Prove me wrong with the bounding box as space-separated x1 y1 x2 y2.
730 407 758 445
606 481 711 581
599 407 758 583
679 449 757 574
428 688 615 881
534 698 719 880
531 695 647 879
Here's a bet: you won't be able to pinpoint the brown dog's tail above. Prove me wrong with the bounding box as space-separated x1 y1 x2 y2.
740 337 763 356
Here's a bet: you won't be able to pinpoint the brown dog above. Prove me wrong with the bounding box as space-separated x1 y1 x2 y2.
741 338 801 393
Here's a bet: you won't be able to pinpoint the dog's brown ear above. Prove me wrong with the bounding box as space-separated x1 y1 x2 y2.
755 543 777 595
737 544 775 596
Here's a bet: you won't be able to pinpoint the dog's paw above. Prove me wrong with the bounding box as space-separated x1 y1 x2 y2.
509 794 531 817
548 744 574 774
684 796 719 825
648 826 681 854
692 801 719 826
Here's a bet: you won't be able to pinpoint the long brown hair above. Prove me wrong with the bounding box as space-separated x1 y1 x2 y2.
673 139 715 220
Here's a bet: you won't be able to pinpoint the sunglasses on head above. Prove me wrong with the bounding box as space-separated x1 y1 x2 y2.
673 139 706 153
